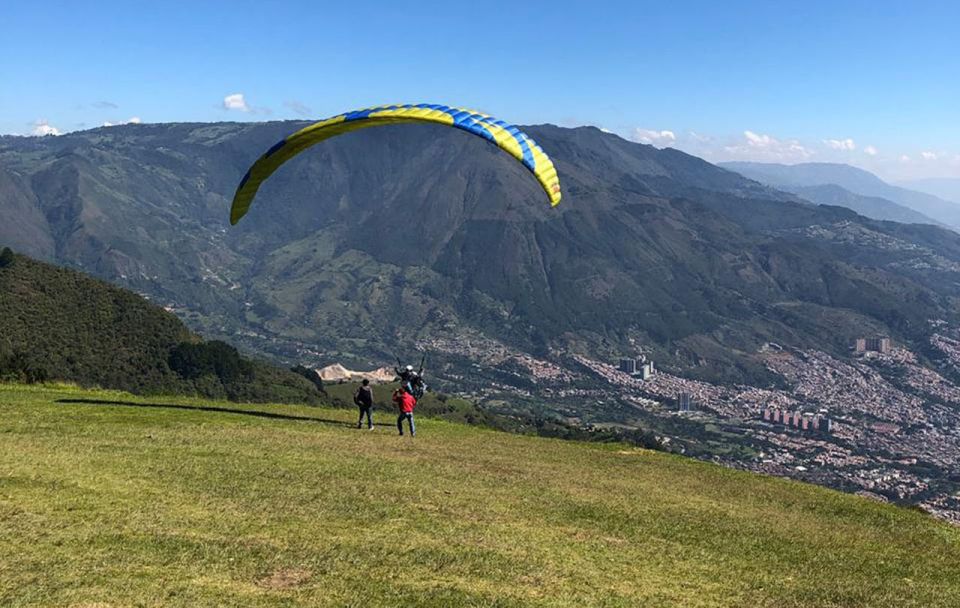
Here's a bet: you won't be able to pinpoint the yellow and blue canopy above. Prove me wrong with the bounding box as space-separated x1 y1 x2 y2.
230 103 562 224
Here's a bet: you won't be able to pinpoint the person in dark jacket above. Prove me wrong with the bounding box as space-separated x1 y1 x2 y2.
354 379 374 430
393 386 416 437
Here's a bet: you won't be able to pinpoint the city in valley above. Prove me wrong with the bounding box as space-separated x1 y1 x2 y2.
415 327 960 524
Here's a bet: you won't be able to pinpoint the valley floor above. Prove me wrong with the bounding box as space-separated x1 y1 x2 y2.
2 384 959 607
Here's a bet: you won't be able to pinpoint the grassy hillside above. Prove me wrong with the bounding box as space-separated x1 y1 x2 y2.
2 384 959 607
0 249 321 403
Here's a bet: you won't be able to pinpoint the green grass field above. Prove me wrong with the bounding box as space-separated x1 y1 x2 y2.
2 384 959 607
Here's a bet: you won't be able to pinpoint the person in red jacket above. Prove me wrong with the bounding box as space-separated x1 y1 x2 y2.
393 386 416 437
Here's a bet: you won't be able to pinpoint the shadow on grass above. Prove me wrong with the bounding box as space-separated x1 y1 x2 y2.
56 398 354 427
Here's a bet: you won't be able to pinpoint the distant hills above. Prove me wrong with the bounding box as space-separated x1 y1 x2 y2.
901 177 960 206
788 184 938 226
0 248 323 402
4 124 960 388
721 161 960 228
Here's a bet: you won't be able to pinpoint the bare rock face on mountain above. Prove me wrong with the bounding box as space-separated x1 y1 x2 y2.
3 125 960 387
316 363 395 383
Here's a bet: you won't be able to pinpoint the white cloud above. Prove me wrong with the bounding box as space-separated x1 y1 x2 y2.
722 130 813 161
632 128 676 146
223 93 250 112
31 120 60 136
900 155 911 163
864 145 878 156
744 130 773 147
921 151 938 161
102 116 142 127
824 138 856 151
283 100 312 116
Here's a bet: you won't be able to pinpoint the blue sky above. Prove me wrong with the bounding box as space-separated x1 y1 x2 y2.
2 0 958 179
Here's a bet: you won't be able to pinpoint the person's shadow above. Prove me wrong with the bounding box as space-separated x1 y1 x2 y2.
56 398 353 427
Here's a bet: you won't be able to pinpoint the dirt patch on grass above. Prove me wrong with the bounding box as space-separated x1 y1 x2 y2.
258 567 311 590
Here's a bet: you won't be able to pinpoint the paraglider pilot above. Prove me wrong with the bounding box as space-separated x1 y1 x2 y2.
395 361 426 400
395 364 416 394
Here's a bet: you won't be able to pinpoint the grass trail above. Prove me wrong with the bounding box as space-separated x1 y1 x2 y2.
1 384 959 607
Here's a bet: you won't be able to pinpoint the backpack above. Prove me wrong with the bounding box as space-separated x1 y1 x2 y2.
355 385 373 407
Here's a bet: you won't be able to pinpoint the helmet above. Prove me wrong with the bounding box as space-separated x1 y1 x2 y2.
405 365 413 371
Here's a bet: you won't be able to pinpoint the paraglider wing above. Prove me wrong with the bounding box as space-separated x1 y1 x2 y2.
229 103 562 224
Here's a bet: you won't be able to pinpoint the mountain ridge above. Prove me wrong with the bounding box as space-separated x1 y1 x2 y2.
721 161 960 227
787 183 937 226
3 123 960 387
901 177 960 205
